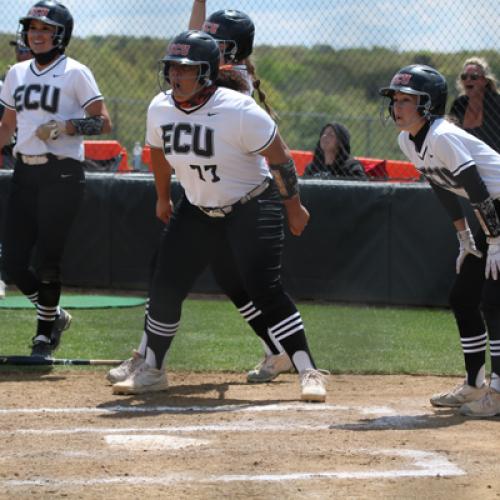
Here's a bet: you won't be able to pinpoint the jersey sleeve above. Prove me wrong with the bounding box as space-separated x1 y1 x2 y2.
145 99 164 149
239 98 277 154
0 68 16 110
73 65 103 109
432 132 475 177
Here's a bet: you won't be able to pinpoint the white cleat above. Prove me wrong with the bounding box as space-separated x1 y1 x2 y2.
430 381 488 408
106 351 145 384
112 363 168 395
246 352 293 383
300 368 329 402
460 388 500 418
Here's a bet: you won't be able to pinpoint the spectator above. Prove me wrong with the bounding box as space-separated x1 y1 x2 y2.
449 57 500 153
303 122 367 179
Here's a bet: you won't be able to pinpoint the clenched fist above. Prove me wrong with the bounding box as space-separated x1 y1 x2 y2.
35 120 67 141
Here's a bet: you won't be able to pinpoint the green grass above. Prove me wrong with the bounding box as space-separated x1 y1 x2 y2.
0 294 471 376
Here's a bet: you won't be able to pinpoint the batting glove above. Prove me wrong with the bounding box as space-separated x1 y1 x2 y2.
485 236 500 280
456 228 482 274
35 120 67 141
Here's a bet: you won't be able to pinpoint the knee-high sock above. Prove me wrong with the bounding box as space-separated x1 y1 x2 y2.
239 301 281 356
452 308 487 387
268 312 316 373
144 313 179 369
35 281 61 340
483 308 500 391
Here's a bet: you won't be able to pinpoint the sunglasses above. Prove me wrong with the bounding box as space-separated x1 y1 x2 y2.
460 73 483 81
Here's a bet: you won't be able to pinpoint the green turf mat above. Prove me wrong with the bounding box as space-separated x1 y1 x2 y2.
0 294 146 309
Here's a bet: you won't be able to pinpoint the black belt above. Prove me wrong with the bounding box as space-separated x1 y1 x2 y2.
198 178 271 218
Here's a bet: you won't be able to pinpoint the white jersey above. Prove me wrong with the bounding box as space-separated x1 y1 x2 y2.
398 118 500 200
146 87 276 207
0 55 103 161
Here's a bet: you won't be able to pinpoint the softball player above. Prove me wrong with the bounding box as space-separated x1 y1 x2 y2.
108 5 291 387
380 64 500 417
0 0 111 357
111 30 328 402
192 2 292 382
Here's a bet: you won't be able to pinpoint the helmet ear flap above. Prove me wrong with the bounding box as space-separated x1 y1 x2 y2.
388 98 395 120
162 61 170 82
417 94 432 118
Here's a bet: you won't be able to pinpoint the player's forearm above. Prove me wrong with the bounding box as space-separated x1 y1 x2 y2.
151 148 172 201
188 0 206 30
453 218 467 232
0 109 17 149
0 127 14 150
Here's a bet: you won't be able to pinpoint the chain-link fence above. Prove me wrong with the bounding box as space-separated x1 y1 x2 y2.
0 0 499 172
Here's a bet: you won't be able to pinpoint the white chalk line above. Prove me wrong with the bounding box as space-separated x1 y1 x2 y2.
0 422 331 435
0 402 397 415
1 449 464 489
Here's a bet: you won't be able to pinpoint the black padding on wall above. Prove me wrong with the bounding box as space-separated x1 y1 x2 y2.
282 180 392 302
389 184 455 306
61 174 113 287
0 171 461 306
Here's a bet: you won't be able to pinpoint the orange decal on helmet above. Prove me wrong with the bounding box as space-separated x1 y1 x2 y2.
28 7 50 17
391 73 412 86
202 21 219 35
169 43 190 56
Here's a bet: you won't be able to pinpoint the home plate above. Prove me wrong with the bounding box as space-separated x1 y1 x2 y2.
105 434 210 450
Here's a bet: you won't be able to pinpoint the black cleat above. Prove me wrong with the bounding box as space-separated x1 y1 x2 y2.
50 308 72 351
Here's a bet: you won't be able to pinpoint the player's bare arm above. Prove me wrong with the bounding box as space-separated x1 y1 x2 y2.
151 146 173 224
188 0 206 30
0 107 17 150
261 133 310 236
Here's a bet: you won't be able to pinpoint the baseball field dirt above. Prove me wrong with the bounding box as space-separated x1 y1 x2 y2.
0 371 499 499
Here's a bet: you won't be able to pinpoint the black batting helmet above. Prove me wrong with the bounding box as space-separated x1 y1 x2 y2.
161 30 220 87
202 9 255 62
379 64 448 117
19 0 73 49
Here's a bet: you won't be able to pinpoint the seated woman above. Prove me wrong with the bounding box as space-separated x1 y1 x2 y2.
449 57 500 153
303 122 367 179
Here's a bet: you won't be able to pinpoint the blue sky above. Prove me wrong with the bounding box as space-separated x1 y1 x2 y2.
2 0 499 52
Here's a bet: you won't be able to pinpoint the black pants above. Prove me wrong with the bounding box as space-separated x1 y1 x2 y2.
142 182 316 371
148 183 299 335
2 157 85 286
449 226 500 383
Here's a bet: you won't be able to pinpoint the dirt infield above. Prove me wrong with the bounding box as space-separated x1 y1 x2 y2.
0 371 499 499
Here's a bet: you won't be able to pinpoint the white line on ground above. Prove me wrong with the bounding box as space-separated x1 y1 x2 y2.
0 422 331 435
0 403 396 415
1 449 464 489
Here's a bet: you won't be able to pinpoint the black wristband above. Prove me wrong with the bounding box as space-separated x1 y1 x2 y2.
269 159 299 199
69 116 104 136
472 197 500 237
